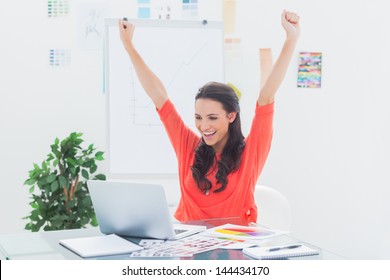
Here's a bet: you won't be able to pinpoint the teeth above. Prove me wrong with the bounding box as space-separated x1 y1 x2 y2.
204 131 216 136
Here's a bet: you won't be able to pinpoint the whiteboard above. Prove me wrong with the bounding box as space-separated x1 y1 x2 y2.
104 19 225 176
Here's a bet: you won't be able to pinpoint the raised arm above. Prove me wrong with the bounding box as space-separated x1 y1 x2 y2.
257 10 300 106
118 19 168 109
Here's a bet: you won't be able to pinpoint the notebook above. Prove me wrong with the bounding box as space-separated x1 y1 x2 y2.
59 234 143 258
87 180 206 240
243 244 319 260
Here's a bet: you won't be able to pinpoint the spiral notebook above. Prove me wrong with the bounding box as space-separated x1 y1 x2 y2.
243 244 319 260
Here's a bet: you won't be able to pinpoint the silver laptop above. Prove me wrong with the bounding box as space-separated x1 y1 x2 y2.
87 180 206 240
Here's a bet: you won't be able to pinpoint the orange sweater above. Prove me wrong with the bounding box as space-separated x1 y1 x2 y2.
158 100 274 223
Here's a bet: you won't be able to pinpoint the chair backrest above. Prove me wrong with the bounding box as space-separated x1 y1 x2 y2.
254 185 292 231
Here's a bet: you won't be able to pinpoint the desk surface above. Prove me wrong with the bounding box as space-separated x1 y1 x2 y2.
0 219 344 260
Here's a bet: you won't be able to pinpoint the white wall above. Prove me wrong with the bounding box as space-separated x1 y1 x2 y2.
0 0 108 234
1 0 389 259
243 1 390 259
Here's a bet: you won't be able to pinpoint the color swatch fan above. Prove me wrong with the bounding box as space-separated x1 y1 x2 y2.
203 224 287 240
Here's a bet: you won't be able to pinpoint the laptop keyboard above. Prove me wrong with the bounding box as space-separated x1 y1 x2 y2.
174 229 188 235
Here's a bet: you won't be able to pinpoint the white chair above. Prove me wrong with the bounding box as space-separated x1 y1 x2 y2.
254 185 292 231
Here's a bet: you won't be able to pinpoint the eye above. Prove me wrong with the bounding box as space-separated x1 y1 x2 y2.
209 116 218 120
195 115 201 120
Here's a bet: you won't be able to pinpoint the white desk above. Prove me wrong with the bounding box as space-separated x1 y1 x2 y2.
0 221 344 260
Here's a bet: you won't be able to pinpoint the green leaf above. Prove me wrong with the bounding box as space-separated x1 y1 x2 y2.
66 158 77 167
36 219 45 231
95 151 104 160
80 216 89 225
51 180 59 192
31 209 40 220
30 202 38 209
69 167 77 177
29 185 35 193
91 215 98 227
72 132 83 139
94 174 106 180
82 196 92 207
37 176 47 187
45 185 51 196
51 142 61 159
83 159 93 168
46 174 57 184
68 199 76 209
81 169 89 180
58 175 67 187
90 164 97 174
60 137 69 149
24 178 36 186
46 153 54 161
43 225 52 231
35 197 45 209
77 158 84 166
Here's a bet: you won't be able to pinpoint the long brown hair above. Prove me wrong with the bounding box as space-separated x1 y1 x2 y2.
191 82 245 194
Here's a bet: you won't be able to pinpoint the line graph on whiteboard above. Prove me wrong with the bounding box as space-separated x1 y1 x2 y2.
127 40 211 127
109 25 224 131
106 21 224 174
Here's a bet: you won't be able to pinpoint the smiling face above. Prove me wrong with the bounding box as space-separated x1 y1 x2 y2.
195 98 236 153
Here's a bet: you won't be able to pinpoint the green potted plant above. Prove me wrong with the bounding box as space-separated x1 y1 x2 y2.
23 132 106 231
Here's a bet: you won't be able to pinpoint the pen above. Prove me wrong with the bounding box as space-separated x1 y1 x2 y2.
122 17 128 29
267 244 302 252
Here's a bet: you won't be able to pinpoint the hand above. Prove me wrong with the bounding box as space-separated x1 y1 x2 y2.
281 10 300 40
118 19 135 50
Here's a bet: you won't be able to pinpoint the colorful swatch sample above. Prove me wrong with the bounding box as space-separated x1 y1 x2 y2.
224 37 241 63
138 7 151 19
49 49 71 67
182 0 198 18
297 52 322 88
48 0 70 18
201 224 287 241
137 0 151 19
215 227 274 237
223 0 236 34
260 48 273 86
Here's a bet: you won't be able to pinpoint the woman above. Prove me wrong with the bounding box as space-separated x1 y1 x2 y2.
118 10 300 223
